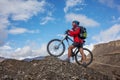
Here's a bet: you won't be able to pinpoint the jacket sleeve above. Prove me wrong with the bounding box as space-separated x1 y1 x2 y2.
68 27 80 37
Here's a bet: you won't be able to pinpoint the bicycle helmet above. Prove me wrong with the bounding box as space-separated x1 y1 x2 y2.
72 20 80 26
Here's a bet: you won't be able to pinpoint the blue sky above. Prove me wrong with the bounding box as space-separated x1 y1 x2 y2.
0 0 120 59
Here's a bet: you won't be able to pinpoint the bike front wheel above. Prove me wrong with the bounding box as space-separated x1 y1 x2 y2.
75 48 93 66
47 39 65 57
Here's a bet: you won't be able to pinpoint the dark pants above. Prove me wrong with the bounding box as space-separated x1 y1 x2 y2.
72 42 83 49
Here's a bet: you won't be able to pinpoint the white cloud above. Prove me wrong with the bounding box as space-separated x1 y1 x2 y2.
0 29 8 46
111 16 120 23
12 46 33 59
65 13 100 27
8 27 40 35
0 0 50 45
84 43 94 51
0 43 48 60
13 43 48 60
98 0 120 12
8 27 28 34
64 0 99 27
0 17 9 46
92 24 120 43
0 16 10 30
64 0 85 13
40 16 54 25
98 0 114 8
0 0 46 21
40 9 55 25
0 45 12 50
32 44 48 56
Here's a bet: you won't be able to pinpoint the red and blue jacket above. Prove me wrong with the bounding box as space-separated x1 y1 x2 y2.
68 26 84 43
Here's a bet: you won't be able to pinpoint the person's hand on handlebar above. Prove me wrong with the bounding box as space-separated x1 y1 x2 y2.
65 30 70 34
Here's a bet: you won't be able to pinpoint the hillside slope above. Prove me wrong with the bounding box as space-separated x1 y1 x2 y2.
92 40 120 65
90 40 120 80
0 57 5 62
0 56 113 80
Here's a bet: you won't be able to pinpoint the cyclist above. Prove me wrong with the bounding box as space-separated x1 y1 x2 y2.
65 20 86 66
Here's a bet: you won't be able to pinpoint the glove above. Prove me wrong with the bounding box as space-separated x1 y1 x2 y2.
65 30 69 34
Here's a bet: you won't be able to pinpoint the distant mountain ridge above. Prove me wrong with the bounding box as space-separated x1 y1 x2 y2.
0 56 45 62
0 57 6 62
23 56 45 62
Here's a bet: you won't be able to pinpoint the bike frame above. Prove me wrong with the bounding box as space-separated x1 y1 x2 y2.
59 34 73 46
59 34 78 55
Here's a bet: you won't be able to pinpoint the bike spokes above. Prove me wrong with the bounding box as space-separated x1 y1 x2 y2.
75 48 93 66
84 50 91 64
47 39 65 57
76 52 82 63
49 43 62 55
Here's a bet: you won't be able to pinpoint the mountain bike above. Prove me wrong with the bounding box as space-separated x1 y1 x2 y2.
47 32 93 67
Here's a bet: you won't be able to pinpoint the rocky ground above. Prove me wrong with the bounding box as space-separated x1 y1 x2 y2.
0 56 114 80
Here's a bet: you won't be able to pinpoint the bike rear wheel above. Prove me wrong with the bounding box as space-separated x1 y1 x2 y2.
47 39 65 57
75 48 93 66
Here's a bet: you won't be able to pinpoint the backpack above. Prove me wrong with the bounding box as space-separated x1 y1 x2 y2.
79 26 87 39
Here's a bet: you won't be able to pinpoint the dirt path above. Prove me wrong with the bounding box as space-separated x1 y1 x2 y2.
93 61 120 68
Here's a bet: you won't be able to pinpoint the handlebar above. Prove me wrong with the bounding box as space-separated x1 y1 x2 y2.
65 30 69 35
